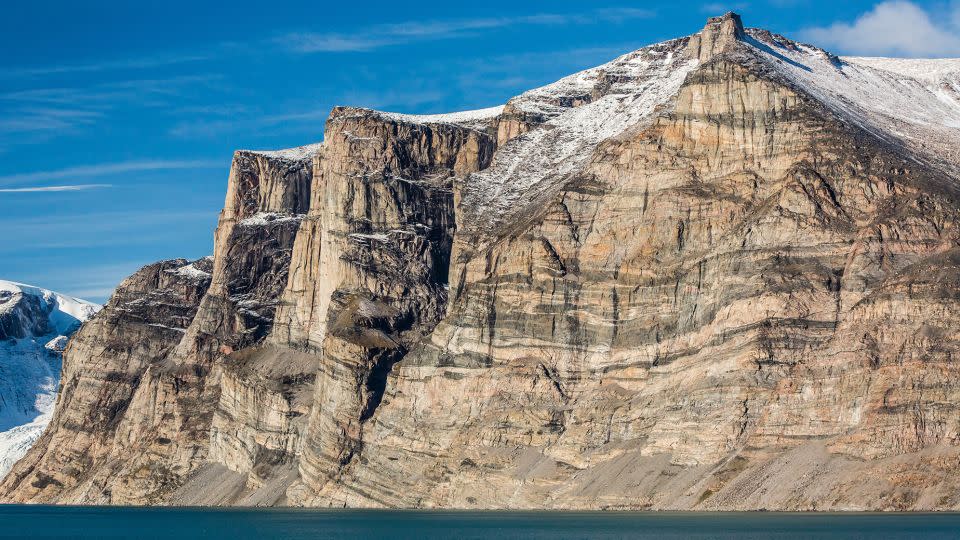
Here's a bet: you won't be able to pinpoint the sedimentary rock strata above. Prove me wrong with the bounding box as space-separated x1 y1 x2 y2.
5 13 960 510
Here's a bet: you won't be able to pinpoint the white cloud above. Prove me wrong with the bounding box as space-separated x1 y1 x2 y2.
281 8 655 53
0 184 111 193
0 210 214 253
0 160 222 186
800 1 960 57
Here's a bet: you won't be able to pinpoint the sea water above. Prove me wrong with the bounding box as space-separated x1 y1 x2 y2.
1 506 958 539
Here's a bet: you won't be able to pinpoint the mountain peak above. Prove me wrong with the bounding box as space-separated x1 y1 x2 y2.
687 11 746 62
0 280 99 339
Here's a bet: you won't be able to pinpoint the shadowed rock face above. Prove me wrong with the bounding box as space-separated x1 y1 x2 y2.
6 13 960 510
0 293 50 341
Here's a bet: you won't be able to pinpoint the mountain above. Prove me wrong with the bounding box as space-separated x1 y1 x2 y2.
0 281 98 477
4 13 960 510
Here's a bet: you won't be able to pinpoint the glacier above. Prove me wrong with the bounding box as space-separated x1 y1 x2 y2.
0 281 98 477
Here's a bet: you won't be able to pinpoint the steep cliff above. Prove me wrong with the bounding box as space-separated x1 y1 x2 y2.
5 13 960 510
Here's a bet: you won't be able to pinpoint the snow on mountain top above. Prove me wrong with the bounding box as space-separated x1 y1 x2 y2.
743 29 960 175
842 57 960 83
44 335 69 352
460 37 697 239
376 105 505 128
453 20 960 244
0 280 99 335
241 143 323 161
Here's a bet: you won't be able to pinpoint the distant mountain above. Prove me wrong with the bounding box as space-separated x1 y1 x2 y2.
0 281 98 477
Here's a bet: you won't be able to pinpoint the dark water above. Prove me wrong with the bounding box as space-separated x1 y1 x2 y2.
1 506 959 539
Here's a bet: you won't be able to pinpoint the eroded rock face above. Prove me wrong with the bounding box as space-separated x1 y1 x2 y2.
312 54 960 510
0 146 317 503
268 107 498 503
0 259 211 502
6 13 960 510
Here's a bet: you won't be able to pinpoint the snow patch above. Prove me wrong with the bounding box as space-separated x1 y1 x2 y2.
241 143 322 161
744 31 960 175
349 232 390 243
842 57 960 84
44 335 69 352
165 262 211 281
375 105 505 128
238 212 304 227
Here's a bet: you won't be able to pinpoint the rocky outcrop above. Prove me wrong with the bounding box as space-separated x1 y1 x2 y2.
686 11 745 62
6 13 960 510
0 291 51 341
0 261 208 501
0 145 316 503
312 44 960 509
269 107 498 502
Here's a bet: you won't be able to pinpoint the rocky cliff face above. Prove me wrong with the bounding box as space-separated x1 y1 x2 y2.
6 13 960 510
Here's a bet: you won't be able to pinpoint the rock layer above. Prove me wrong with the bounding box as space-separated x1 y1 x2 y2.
5 13 960 510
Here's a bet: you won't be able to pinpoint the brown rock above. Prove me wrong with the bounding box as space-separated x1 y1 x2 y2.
6 14 960 511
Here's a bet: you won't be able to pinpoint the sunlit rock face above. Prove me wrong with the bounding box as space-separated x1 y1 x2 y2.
7 13 960 510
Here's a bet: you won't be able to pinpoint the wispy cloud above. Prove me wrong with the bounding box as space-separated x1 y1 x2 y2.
3 53 210 79
0 184 111 193
0 107 103 135
0 160 222 186
0 75 222 106
0 75 225 149
799 1 960 57
168 86 448 139
281 8 655 53
168 109 333 139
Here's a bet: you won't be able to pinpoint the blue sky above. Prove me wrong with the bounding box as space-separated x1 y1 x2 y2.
3 0 959 303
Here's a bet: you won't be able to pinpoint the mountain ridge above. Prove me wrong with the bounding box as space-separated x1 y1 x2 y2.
4 13 960 510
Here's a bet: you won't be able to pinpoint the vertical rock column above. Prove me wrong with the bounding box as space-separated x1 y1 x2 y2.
117 148 320 502
41 148 319 504
175 148 316 364
275 108 497 503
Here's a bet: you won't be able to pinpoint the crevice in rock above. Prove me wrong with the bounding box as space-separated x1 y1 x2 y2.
360 348 405 422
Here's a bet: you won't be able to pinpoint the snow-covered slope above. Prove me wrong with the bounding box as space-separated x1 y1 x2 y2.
0 281 99 477
743 30 960 176
461 38 699 239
